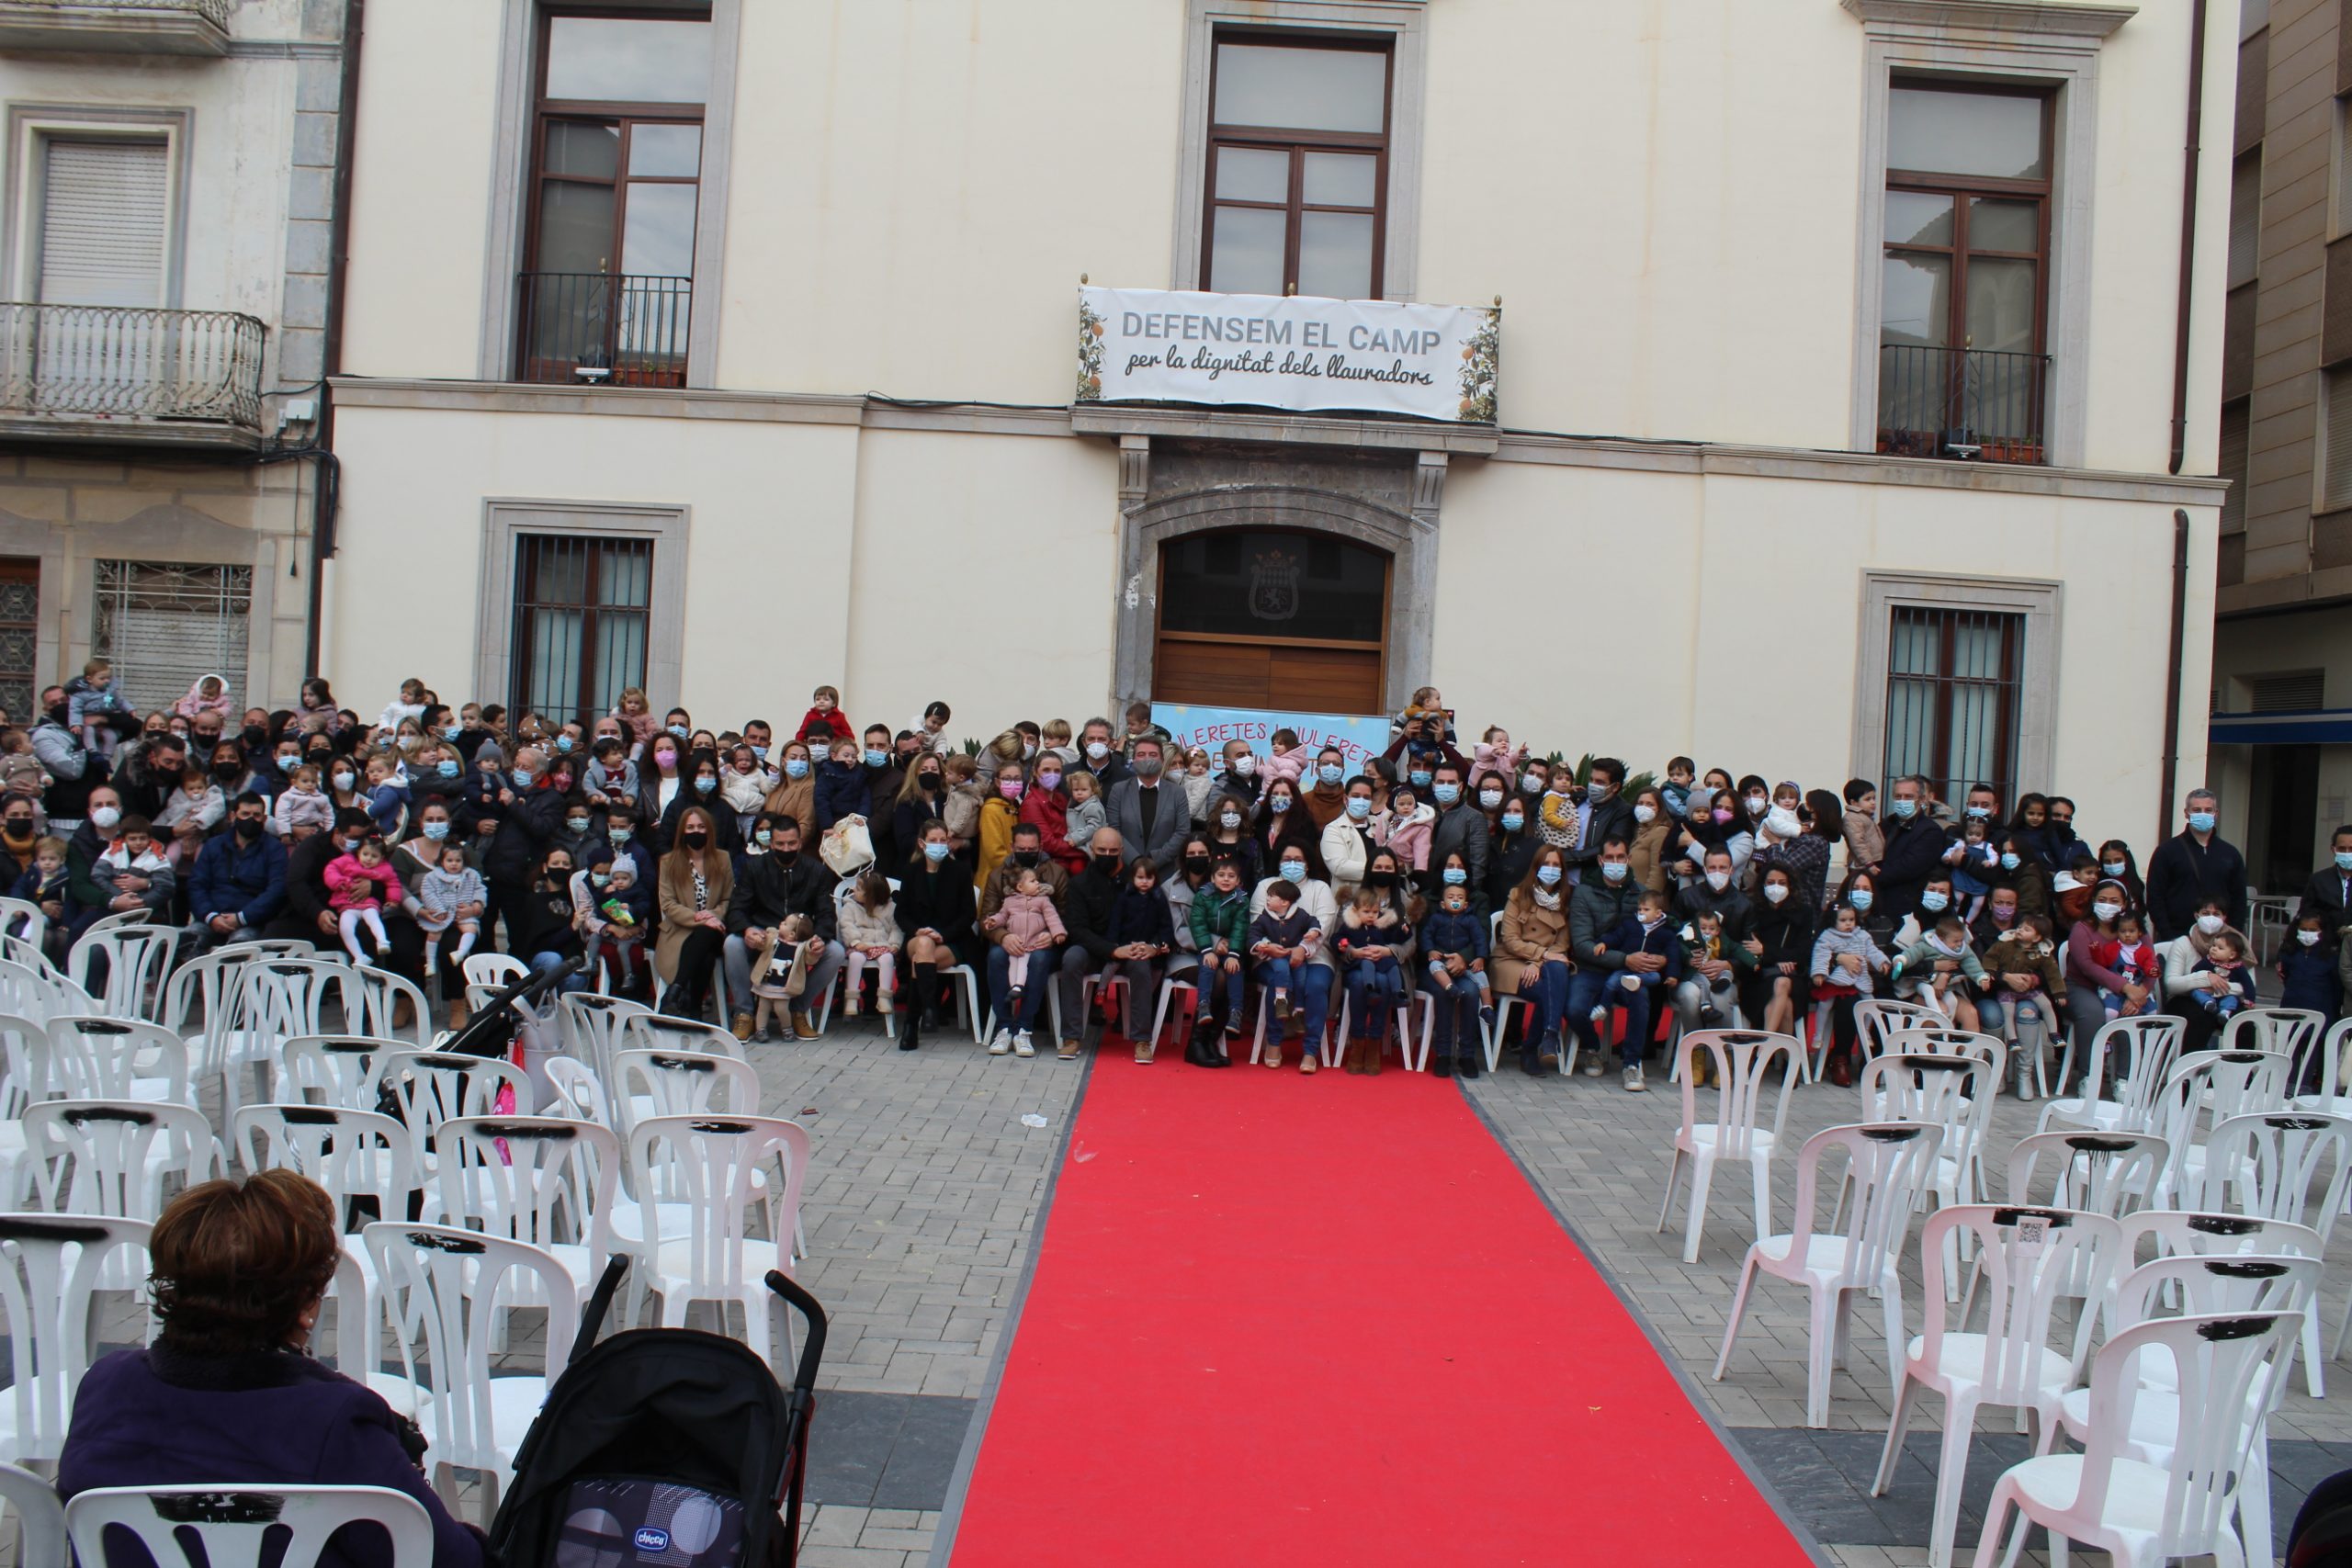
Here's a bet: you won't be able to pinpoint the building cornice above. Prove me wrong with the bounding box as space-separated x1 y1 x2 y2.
1840 0 2136 39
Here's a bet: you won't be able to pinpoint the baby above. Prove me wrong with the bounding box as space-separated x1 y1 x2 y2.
2188 931 2256 1021
272 762 333 840
0 730 50 804
986 867 1068 1010
152 764 224 866
2092 911 2160 1021
92 817 175 918
1063 771 1107 852
415 843 485 973
323 835 403 964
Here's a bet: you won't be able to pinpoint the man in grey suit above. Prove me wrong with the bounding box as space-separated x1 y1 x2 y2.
1103 736 1188 877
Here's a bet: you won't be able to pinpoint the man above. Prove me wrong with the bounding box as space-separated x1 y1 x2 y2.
188 792 288 949
60 783 127 938
979 822 1068 1053
1962 783 2003 829
477 745 564 949
1566 837 1656 1088
1565 757 1635 879
1103 737 1187 877
742 719 775 764
113 732 187 828
2044 795 2082 868
859 724 905 870
2144 788 2248 942
1670 846 1753 1033
1298 746 1350 830
2297 825 2352 945
1078 717 1131 788
1874 774 1951 924
1054 827 1126 1061
1381 707 1468 784
1216 738 1261 810
32 686 104 832
187 708 225 767
1425 761 1489 904
722 815 841 1042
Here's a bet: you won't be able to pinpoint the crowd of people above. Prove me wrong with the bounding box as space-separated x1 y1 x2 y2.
7 667 2349 1093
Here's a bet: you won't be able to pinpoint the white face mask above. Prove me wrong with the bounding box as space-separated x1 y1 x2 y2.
2196 914 2226 935
2299 929 2322 947
1231 756 1255 776
1762 883 1788 904
1704 870 1730 892
1633 805 1656 824
1086 742 1110 761
2092 900 2123 922
1219 812 1241 830
1478 789 1503 809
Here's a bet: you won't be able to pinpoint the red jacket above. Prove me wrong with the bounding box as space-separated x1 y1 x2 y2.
1020 788 1085 874
797 706 854 745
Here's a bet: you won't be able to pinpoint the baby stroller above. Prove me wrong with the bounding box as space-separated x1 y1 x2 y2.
489 1258 828 1568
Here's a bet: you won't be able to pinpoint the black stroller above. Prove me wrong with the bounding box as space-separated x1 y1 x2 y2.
489 1257 827 1568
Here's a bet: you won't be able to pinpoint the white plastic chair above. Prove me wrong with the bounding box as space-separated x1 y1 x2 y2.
1859 1052 1999 1291
361 1221 576 1514
0 897 48 954
1871 1204 2123 1568
2036 1016 2184 1138
2293 1015 2352 1117
1249 974 1342 1069
1855 998 1943 1062
0 957 89 1023
934 962 987 1044
231 960 348 1117
558 991 650 1084
615 1048 761 1126
0 1458 64 1568
2222 1006 2325 1083
2123 1207 2325 1281
65 1483 433 1568
163 947 274 1114
341 964 433 1049
2003 1130 2165 1220
434 1115 630 1292
65 921 177 1021
374 1050 532 1184
2148 1050 2293 1208
44 1016 188 1107
1656 1030 1799 1264
0 1015 50 1208
233 1102 416 1354
25 1100 219 1229
0 1213 151 1463
461 953 531 1014
541 1055 613 1124
1968 1310 2301 1568
624 1115 808 1368
619 1011 748 1066
2191 1110 2352 1395
1712 1121 1946 1428
277 1034 403 1111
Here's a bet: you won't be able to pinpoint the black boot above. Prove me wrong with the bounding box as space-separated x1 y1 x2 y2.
1185 1016 1223 1066
899 998 921 1051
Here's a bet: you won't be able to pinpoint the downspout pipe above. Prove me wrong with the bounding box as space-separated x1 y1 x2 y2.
2160 509 2190 843
305 0 364 678
2168 0 2209 475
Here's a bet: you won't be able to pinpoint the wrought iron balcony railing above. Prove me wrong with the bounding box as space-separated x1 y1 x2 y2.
0 303 266 430
515 272 691 389
1876 343 2052 467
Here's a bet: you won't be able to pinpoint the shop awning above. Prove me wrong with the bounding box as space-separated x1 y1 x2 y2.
2209 708 2352 746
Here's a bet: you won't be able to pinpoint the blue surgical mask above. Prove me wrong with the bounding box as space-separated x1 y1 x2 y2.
1535 864 1563 886
1964 805 1990 819
1890 798 1917 819
608 829 631 845
423 821 449 841
924 840 952 863
695 776 717 794
554 736 574 752
1318 763 1342 785
864 749 888 769
440 726 460 740
436 760 459 778
752 746 768 761
1601 861 1628 883
1920 890 1949 913
668 724 688 739
1432 784 1461 807
1345 796 1370 820
1281 861 1306 885
1442 867 1467 886
754 828 772 846
277 754 299 772
786 758 809 779
1501 813 1524 832
1269 795 1291 814
2336 852 2352 872
1408 770 1432 789
512 769 535 788
2188 811 2217 833
2000 852 2021 871
1849 889 1874 911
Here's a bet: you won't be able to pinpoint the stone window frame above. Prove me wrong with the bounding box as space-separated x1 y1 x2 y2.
1849 568 2063 801
472 498 691 712
1842 0 2135 469
1172 0 1429 300
0 105 195 307
476 0 742 388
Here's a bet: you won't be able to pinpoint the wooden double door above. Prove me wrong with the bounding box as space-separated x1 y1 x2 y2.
1151 528 1388 714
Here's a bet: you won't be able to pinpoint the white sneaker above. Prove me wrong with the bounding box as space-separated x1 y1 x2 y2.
988 1029 1012 1056
1012 1032 1036 1058
1623 1065 1646 1093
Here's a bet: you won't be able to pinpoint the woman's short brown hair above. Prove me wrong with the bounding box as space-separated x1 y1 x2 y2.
149 1169 339 1355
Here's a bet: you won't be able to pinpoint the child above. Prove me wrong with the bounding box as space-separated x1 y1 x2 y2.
2278 912 2344 1029
1119 701 1172 760
1594 890 1686 1077
1893 915 1989 1030
1105 858 1175 1061
271 762 333 840
152 764 223 867
1248 878 1324 1073
1039 718 1079 769
1661 757 1697 821
1335 885 1411 1070
1063 770 1107 852
0 729 48 805
417 844 486 975
2188 931 2256 1022
982 866 1066 1021
2093 912 2162 1021
1810 900 1892 1086
585 737 639 811
1419 880 1493 1077
362 755 410 841
9 835 68 954
1984 913 2067 1095
1679 908 1747 1028
837 868 900 1018
173 672 233 722
813 735 869 830
1187 858 1253 1056
1182 748 1217 825
798 685 854 746
1262 727 1307 789
1390 685 1458 749
940 752 984 849
749 913 820 1040
1949 817 2000 922
324 834 402 963
90 817 175 919
63 659 132 756
591 860 650 996
1380 783 1433 873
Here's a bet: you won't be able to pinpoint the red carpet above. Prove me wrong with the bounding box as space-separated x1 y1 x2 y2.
945 1054 1818 1566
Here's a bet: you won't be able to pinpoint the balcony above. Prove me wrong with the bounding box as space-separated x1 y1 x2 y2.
0 303 266 450
0 0 232 54
1876 343 2051 467
514 272 691 389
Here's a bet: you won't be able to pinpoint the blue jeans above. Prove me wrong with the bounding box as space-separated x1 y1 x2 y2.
986 943 1054 1033
1564 965 1613 1057
527 949 589 995
1344 953 1403 1035
1198 953 1246 1028
1259 956 1329 1050
1422 967 1488 1056
1518 959 1574 1062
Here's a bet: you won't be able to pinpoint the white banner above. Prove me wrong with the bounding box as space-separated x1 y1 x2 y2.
1077 287 1498 423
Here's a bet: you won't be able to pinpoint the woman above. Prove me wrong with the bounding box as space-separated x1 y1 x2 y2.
515 846 589 995
972 760 1025 889
1803 787 1849 908
1018 754 1083 874
395 798 474 1020
1258 778 1317 871
658 753 740 857
2163 895 2242 1049
1249 841 1339 1065
293 677 344 738
636 732 689 847
1320 776 1380 899
1204 792 1262 889
654 804 733 1019
893 753 948 867
895 818 978 1047
1992 830 2053 920
2096 839 2149 912
1834 868 1901 958
1487 793 1539 912
1626 786 1673 896
210 738 266 803
57 1170 486 1568
761 739 817 831
2060 878 2148 1083
326 754 368 822
1742 863 1814 1037
1166 834 1215 984
1493 846 1574 1076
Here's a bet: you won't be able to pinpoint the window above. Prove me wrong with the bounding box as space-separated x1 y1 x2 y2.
0 559 38 724
1154 527 1390 711
1877 82 2053 464
2324 366 2352 513
510 533 652 725
36 137 167 307
1201 34 1391 299
519 8 710 386
90 561 250 715
2229 149 2262 286
2218 398 2248 536
1883 605 2024 807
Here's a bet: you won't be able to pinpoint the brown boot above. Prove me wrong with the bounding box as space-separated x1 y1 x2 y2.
792 1011 820 1041
445 995 469 1032
1363 1030 1384 1076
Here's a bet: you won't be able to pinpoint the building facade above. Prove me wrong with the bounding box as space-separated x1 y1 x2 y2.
326 0 2229 846
0 0 345 719
2208 0 2352 894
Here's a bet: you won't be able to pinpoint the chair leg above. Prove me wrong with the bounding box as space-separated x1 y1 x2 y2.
1805 1284 1839 1427
1712 1257 1758 1382
2236 1427 2271 1568
1656 1146 1685 1235
1871 1374 1917 1496
1682 1152 1715 1266
1966 1481 2019 1568
1926 1395 1977 1568
1748 1154 1772 1250
2306 1312 2328 1398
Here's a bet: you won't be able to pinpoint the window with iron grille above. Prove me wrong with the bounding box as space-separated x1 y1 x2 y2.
90 560 250 715
1883 606 2023 807
510 534 651 728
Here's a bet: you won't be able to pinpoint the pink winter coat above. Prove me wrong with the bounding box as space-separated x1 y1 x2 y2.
171 674 233 721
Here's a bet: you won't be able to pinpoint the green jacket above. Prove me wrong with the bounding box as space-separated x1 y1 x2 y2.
1190 885 1252 953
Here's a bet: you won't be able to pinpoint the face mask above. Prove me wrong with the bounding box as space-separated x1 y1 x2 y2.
1478 789 1503 809
1535 864 1562 887
1000 780 1023 799
553 736 574 753
1762 882 1789 905
1521 773 1545 795
1183 855 1213 877
1282 861 1308 885
1346 797 1371 820
1589 781 1615 803
1849 888 1874 911
1408 770 1432 789
1086 742 1110 761
558 814 588 835
438 726 460 741
1092 853 1123 875
2336 852 2352 872
1269 795 1292 815
1965 805 1992 819
423 821 449 841
1318 763 1343 785
1364 869 1397 889
1220 811 1242 830
90 807 119 830
1432 784 1460 807
2197 914 2226 935
1746 795 1767 816
1704 870 1731 893
230 817 262 842
920 772 942 790
512 770 535 788
1135 756 1163 778
785 758 809 779
680 829 709 851
860 750 886 770
2092 900 2123 922
695 776 717 795
1231 755 1255 777
331 772 355 792
1013 850 1043 868
749 745 768 761
277 755 299 773
1990 906 2015 925
2188 811 2216 833
1442 867 1466 886
396 734 420 751
1712 807 1735 825
668 725 689 739
1890 798 1917 818
1919 890 1949 912
2300 929 2322 947
2000 852 2021 871
1501 812 1525 832
608 829 631 845
654 750 678 770
2098 862 2126 879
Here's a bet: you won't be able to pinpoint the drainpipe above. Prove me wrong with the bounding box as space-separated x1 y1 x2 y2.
2168 0 2209 475
2159 508 2190 842
304 0 364 677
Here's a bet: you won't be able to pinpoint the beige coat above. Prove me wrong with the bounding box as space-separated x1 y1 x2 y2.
1628 821 1672 895
654 848 734 985
1492 891 1571 995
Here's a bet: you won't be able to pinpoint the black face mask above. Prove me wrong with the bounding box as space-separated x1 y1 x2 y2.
213 760 243 781
1091 853 1123 876
1365 869 1397 889
773 849 798 867
1012 850 1043 868
194 732 220 749
2 820 30 840
242 725 267 748
920 773 942 790
232 818 263 841
679 829 709 852
1183 855 1213 877
45 704 69 727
